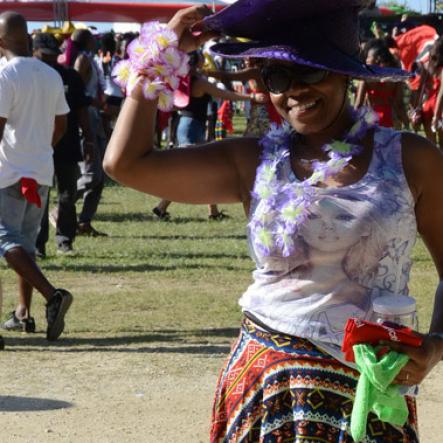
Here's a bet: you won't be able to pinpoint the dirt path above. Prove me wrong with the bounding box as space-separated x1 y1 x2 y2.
0 335 442 442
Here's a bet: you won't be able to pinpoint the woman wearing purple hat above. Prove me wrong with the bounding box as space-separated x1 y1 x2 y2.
104 1 443 441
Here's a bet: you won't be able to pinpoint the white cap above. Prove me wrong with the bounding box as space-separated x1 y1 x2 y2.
373 295 416 316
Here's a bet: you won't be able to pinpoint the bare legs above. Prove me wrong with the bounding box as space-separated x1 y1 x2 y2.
156 199 171 214
208 204 223 217
153 200 226 219
4 246 55 319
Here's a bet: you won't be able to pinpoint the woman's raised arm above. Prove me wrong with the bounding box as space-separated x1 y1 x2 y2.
103 6 260 206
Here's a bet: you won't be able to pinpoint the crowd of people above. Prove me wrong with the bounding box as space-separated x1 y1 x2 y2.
1 0 443 440
0 16 141 343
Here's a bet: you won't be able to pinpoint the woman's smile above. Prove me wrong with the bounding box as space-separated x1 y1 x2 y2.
287 98 321 119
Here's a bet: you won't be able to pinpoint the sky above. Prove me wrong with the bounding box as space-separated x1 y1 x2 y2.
404 0 431 13
28 21 139 33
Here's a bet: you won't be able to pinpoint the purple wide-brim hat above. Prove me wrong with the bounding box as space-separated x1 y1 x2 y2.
204 0 413 81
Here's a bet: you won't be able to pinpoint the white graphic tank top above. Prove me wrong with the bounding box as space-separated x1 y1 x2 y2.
241 127 417 348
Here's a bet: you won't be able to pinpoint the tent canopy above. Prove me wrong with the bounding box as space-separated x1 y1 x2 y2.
0 0 234 23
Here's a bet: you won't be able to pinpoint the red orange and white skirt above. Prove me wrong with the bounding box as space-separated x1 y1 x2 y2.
210 318 418 443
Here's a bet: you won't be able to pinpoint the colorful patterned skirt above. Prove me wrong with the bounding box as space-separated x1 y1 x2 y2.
210 318 418 443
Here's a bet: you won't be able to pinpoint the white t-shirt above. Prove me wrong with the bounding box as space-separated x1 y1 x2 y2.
0 57 7 71
0 57 70 188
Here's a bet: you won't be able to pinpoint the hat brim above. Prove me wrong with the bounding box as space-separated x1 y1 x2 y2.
210 41 413 81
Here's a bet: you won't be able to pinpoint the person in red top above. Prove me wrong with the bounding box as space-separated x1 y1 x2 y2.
411 38 443 147
355 41 409 129
393 24 437 94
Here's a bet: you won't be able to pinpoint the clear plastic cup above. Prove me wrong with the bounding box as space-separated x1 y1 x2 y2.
371 295 418 330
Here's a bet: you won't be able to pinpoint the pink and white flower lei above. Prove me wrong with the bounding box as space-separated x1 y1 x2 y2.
111 21 190 112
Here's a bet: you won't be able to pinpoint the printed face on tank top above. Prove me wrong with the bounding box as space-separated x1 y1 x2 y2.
301 197 372 253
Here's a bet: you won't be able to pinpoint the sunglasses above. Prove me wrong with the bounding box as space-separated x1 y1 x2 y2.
260 64 329 94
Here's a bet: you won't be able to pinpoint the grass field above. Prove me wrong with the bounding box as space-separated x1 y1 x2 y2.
1 187 251 338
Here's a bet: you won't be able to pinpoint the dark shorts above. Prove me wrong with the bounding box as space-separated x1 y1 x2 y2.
105 95 123 107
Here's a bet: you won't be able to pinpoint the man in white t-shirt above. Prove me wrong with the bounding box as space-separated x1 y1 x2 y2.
0 12 73 342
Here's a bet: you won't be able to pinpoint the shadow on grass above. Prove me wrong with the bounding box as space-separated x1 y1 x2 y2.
0 396 72 412
41 262 250 273
5 344 232 355
88 252 250 260
3 328 238 354
161 216 211 224
95 213 209 224
106 234 247 241
94 212 150 222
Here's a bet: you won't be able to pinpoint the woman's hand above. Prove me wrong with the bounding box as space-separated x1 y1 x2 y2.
382 334 443 386
167 5 218 53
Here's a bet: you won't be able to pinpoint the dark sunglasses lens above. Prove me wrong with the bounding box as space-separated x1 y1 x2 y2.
262 65 327 93
301 69 328 84
262 67 292 94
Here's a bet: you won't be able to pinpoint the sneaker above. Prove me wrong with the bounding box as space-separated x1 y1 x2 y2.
2 311 36 333
49 208 58 229
35 246 46 259
77 223 108 237
46 289 73 341
208 211 230 221
57 242 76 256
152 207 170 220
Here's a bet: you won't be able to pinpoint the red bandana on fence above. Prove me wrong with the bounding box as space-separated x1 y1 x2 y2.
20 178 41 208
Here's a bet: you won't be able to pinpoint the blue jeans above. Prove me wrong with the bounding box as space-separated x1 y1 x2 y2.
0 181 48 256
176 116 206 147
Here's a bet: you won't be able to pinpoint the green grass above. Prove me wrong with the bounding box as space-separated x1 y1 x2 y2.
0 183 438 339
0 188 251 338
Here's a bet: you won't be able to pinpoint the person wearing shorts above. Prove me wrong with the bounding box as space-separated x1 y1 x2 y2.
0 12 73 342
